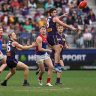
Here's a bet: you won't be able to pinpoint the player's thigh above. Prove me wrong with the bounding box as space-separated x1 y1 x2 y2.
45 58 53 69
16 61 29 70
53 44 62 52
0 56 6 64
60 60 64 67
38 63 45 72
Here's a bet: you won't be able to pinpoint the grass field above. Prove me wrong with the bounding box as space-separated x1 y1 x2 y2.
0 70 96 96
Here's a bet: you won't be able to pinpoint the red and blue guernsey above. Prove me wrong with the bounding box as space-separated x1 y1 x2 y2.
0 35 2 51
47 16 57 35
35 35 47 55
6 40 16 60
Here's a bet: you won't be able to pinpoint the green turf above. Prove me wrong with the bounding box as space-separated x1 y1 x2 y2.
0 70 96 96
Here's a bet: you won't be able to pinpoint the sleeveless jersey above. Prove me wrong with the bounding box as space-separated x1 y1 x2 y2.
47 16 57 35
35 35 47 55
0 35 2 50
6 40 16 60
57 33 66 46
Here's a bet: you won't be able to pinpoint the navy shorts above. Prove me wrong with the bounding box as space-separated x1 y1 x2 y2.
47 34 59 46
6 59 18 68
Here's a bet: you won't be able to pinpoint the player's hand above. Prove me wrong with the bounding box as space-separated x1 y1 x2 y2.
63 13 68 17
47 49 52 53
71 27 78 32
27 40 30 46
32 42 36 47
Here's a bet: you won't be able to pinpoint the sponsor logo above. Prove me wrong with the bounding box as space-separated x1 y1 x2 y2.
62 54 86 61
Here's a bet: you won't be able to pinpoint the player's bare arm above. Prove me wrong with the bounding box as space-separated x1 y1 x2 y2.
64 43 69 50
2 44 7 48
53 17 77 32
36 37 52 53
58 13 68 19
12 41 34 50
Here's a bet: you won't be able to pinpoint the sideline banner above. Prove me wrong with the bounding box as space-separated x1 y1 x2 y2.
1 49 96 70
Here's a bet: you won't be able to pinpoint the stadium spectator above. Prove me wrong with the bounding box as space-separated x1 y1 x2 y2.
1 12 9 24
83 16 92 25
45 0 54 11
28 0 37 9
20 28 31 45
2 0 12 12
37 0 44 8
83 28 93 48
11 0 20 8
64 4 70 13
23 20 32 33
22 4 29 17
76 15 83 25
75 29 84 48
2 27 9 44
82 5 90 14
87 9 96 22
61 0 68 7
66 15 74 25
13 6 21 16
54 0 62 8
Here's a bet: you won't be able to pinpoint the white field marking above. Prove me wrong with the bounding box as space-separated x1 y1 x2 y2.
15 87 72 92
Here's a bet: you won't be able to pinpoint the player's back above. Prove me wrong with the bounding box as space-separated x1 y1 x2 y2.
47 16 57 35
6 40 16 60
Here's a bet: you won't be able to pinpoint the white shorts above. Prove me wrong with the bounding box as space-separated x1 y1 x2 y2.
0 51 4 60
36 53 50 64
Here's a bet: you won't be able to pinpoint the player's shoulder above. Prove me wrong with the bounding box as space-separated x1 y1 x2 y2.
36 36 42 41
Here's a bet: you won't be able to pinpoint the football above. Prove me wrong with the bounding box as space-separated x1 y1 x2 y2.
79 1 87 9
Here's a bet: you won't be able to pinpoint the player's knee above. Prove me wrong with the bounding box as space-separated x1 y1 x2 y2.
2 58 6 64
12 71 16 74
49 65 53 70
41 69 45 73
25 66 29 71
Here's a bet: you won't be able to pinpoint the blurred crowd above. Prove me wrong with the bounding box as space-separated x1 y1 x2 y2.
0 0 96 48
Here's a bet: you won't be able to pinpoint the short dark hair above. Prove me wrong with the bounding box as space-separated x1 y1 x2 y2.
49 8 56 14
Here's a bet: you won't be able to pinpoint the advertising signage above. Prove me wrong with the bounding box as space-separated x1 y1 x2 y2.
1 49 96 70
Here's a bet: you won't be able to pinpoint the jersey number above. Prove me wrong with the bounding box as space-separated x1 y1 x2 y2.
7 41 11 52
7 45 11 52
47 19 50 28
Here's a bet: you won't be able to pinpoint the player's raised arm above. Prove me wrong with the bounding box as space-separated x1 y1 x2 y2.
36 37 52 53
58 13 68 19
53 17 77 32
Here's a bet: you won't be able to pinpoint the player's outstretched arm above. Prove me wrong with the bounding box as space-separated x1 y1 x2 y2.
36 37 52 53
16 42 36 51
2 44 7 48
58 13 68 19
13 41 34 50
53 17 77 32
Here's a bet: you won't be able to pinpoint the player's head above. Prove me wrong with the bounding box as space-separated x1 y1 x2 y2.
0 26 3 36
8 32 17 40
40 26 46 35
57 25 64 34
49 8 57 16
